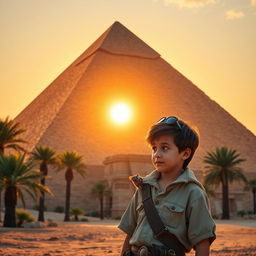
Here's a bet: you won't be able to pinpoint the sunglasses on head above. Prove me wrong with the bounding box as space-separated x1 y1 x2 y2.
156 116 182 130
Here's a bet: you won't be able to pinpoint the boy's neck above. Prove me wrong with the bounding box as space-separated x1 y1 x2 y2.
158 167 184 185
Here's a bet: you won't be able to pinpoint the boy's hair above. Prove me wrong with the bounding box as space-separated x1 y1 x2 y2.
146 117 199 169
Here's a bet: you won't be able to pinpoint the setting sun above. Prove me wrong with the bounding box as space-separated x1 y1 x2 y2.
110 103 132 124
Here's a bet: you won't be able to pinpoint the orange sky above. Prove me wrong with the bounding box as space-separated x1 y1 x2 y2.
1 0 256 134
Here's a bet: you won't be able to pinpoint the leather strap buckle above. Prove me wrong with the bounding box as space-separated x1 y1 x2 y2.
138 245 149 256
167 248 176 256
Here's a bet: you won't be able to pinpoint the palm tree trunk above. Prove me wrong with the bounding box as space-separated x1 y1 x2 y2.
100 196 104 220
222 177 230 219
64 168 73 222
38 163 48 222
38 178 45 222
64 180 71 221
253 189 256 215
4 186 17 227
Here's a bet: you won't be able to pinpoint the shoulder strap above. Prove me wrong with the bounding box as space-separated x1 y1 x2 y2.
141 183 185 256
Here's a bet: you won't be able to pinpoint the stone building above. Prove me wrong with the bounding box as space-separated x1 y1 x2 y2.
103 154 251 218
13 21 256 217
103 154 154 217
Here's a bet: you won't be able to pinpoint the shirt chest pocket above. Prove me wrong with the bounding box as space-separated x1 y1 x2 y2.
161 202 185 228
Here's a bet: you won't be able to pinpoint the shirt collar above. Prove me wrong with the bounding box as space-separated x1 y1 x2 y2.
142 168 204 190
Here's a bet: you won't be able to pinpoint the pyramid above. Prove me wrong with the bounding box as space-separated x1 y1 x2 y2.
14 21 256 213
15 21 256 174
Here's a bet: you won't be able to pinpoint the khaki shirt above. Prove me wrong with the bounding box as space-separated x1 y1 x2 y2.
118 168 216 252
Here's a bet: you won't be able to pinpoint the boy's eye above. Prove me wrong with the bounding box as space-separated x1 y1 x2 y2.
162 146 169 151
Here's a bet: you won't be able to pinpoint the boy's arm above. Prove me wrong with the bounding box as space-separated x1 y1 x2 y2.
194 238 210 256
186 190 216 251
120 234 131 256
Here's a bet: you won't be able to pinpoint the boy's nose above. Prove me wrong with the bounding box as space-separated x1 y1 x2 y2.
153 150 161 158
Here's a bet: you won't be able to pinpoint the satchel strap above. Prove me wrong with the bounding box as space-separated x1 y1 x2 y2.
141 183 186 256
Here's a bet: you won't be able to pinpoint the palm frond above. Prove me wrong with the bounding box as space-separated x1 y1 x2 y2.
91 182 108 197
57 151 86 176
228 168 247 183
30 146 56 164
0 153 52 207
244 179 256 191
203 146 246 187
204 169 222 187
20 186 38 202
16 187 26 208
0 117 26 152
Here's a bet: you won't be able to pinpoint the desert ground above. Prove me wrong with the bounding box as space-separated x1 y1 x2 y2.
0 210 256 256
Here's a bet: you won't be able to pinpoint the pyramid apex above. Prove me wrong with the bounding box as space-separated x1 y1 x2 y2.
108 21 125 31
73 21 160 65
113 21 122 25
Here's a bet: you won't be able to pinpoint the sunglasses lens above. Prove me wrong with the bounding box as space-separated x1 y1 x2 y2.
165 116 178 125
156 116 182 130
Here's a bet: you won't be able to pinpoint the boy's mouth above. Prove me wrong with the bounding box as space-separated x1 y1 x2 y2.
155 161 164 165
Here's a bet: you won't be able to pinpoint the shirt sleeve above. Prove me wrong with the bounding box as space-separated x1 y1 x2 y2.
118 189 139 236
187 191 216 247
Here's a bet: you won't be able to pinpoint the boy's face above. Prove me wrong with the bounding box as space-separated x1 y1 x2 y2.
150 134 190 174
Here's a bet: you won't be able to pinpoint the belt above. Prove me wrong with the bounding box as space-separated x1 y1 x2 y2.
131 245 176 256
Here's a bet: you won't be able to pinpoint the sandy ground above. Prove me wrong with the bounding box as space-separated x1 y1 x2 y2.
0 210 256 256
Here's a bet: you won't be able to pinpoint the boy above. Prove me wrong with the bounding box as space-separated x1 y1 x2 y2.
118 116 216 256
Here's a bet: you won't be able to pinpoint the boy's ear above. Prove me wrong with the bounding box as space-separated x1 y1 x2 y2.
182 148 192 160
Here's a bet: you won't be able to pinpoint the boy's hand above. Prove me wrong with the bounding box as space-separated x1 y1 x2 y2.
194 238 210 256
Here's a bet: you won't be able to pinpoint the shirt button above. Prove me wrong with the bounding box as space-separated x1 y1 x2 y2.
155 200 159 205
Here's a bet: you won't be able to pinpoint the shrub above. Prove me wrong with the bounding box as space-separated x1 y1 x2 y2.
54 206 64 213
237 210 246 217
16 209 35 227
70 207 85 221
212 214 219 220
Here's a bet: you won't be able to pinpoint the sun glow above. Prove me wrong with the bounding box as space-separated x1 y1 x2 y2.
110 103 132 124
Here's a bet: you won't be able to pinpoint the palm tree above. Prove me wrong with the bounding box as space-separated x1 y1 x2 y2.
91 182 110 219
204 147 247 219
57 151 86 221
0 153 51 227
30 146 57 222
244 179 256 214
0 116 26 222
